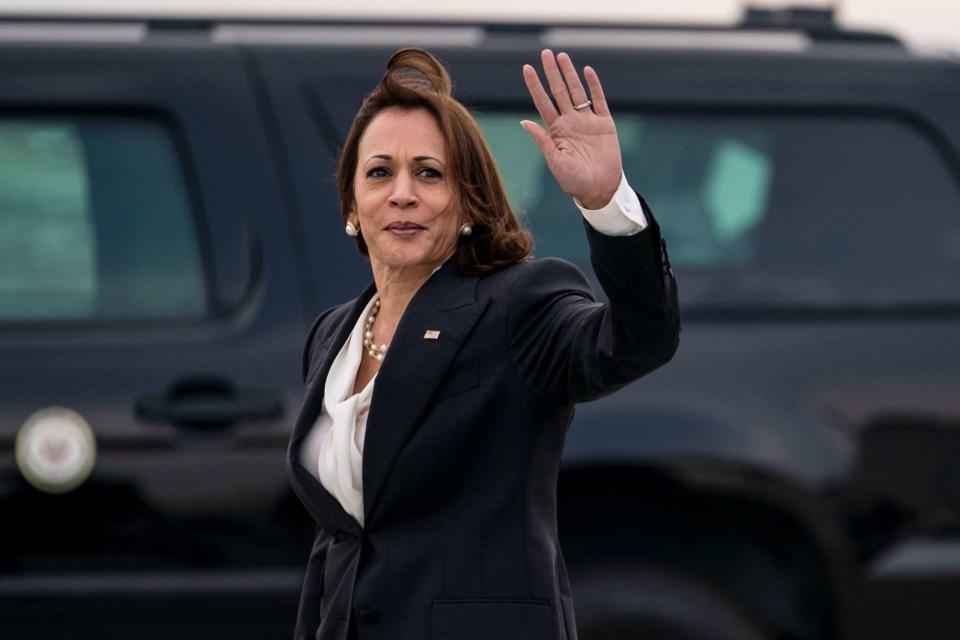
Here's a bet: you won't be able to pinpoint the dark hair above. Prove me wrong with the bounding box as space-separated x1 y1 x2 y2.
336 47 532 275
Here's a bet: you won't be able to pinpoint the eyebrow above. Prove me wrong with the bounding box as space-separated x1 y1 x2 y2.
366 154 445 165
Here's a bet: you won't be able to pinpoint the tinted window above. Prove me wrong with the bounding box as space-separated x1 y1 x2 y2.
479 112 960 307
0 117 206 321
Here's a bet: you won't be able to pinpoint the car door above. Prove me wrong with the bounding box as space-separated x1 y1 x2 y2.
0 28 311 640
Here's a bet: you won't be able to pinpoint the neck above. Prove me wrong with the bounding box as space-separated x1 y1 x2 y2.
369 252 452 326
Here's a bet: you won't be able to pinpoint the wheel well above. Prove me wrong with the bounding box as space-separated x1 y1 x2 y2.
557 464 844 640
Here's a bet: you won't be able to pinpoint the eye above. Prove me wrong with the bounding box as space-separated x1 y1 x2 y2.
417 167 443 180
366 166 390 179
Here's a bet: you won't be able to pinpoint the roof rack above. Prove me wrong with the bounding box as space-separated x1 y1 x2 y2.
0 6 906 51
739 5 902 46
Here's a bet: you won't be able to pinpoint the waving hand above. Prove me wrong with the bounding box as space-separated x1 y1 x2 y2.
521 49 623 210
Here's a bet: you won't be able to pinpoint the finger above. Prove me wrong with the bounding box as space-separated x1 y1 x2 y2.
556 52 589 109
540 49 572 114
520 120 556 158
584 65 611 117
522 64 558 126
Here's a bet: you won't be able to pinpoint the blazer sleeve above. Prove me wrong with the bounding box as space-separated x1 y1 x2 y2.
507 192 680 404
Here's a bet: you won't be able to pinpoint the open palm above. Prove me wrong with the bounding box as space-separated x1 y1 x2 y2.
521 49 623 210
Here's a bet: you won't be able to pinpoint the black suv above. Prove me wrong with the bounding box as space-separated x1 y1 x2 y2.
2 8 959 640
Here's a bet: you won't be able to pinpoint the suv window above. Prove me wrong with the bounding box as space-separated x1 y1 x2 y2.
479 111 960 308
0 117 206 322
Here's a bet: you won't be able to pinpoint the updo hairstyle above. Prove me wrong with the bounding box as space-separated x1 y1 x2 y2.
336 47 533 275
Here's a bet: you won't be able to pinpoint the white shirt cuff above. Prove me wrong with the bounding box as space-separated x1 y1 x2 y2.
574 171 649 236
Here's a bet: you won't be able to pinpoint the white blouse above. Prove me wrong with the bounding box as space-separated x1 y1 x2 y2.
299 293 379 527
299 177 648 528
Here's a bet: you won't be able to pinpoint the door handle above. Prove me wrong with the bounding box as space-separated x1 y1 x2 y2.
135 375 284 429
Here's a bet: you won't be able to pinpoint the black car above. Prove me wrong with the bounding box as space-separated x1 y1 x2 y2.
2 7 959 640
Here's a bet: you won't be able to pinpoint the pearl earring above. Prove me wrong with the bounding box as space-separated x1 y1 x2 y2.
459 223 473 237
345 222 359 237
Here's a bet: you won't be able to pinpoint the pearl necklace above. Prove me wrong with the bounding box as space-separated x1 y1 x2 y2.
363 297 388 361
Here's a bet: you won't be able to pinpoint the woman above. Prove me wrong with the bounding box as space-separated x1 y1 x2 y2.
287 47 680 640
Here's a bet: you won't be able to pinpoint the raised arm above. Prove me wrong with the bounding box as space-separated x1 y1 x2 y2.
509 50 680 404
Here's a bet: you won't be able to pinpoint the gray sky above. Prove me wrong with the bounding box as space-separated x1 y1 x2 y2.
6 0 960 52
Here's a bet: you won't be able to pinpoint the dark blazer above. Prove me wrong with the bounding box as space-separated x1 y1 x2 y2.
287 196 680 640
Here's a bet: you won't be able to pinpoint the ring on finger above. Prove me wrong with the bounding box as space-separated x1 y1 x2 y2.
573 99 593 111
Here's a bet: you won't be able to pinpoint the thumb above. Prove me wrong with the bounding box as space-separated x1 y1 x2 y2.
520 120 554 156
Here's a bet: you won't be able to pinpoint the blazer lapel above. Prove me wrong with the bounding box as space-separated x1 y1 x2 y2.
287 282 376 536
362 257 490 524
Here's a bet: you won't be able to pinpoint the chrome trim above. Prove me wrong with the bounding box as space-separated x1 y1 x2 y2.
211 24 484 47
0 22 146 43
872 539 960 578
543 28 811 52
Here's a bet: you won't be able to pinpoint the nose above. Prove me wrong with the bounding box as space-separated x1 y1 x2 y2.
388 172 418 209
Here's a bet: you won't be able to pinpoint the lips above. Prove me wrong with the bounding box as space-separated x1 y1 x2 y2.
385 221 426 231
385 221 426 237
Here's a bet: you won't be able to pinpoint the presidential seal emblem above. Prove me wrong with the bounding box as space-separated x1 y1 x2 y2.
15 407 97 494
